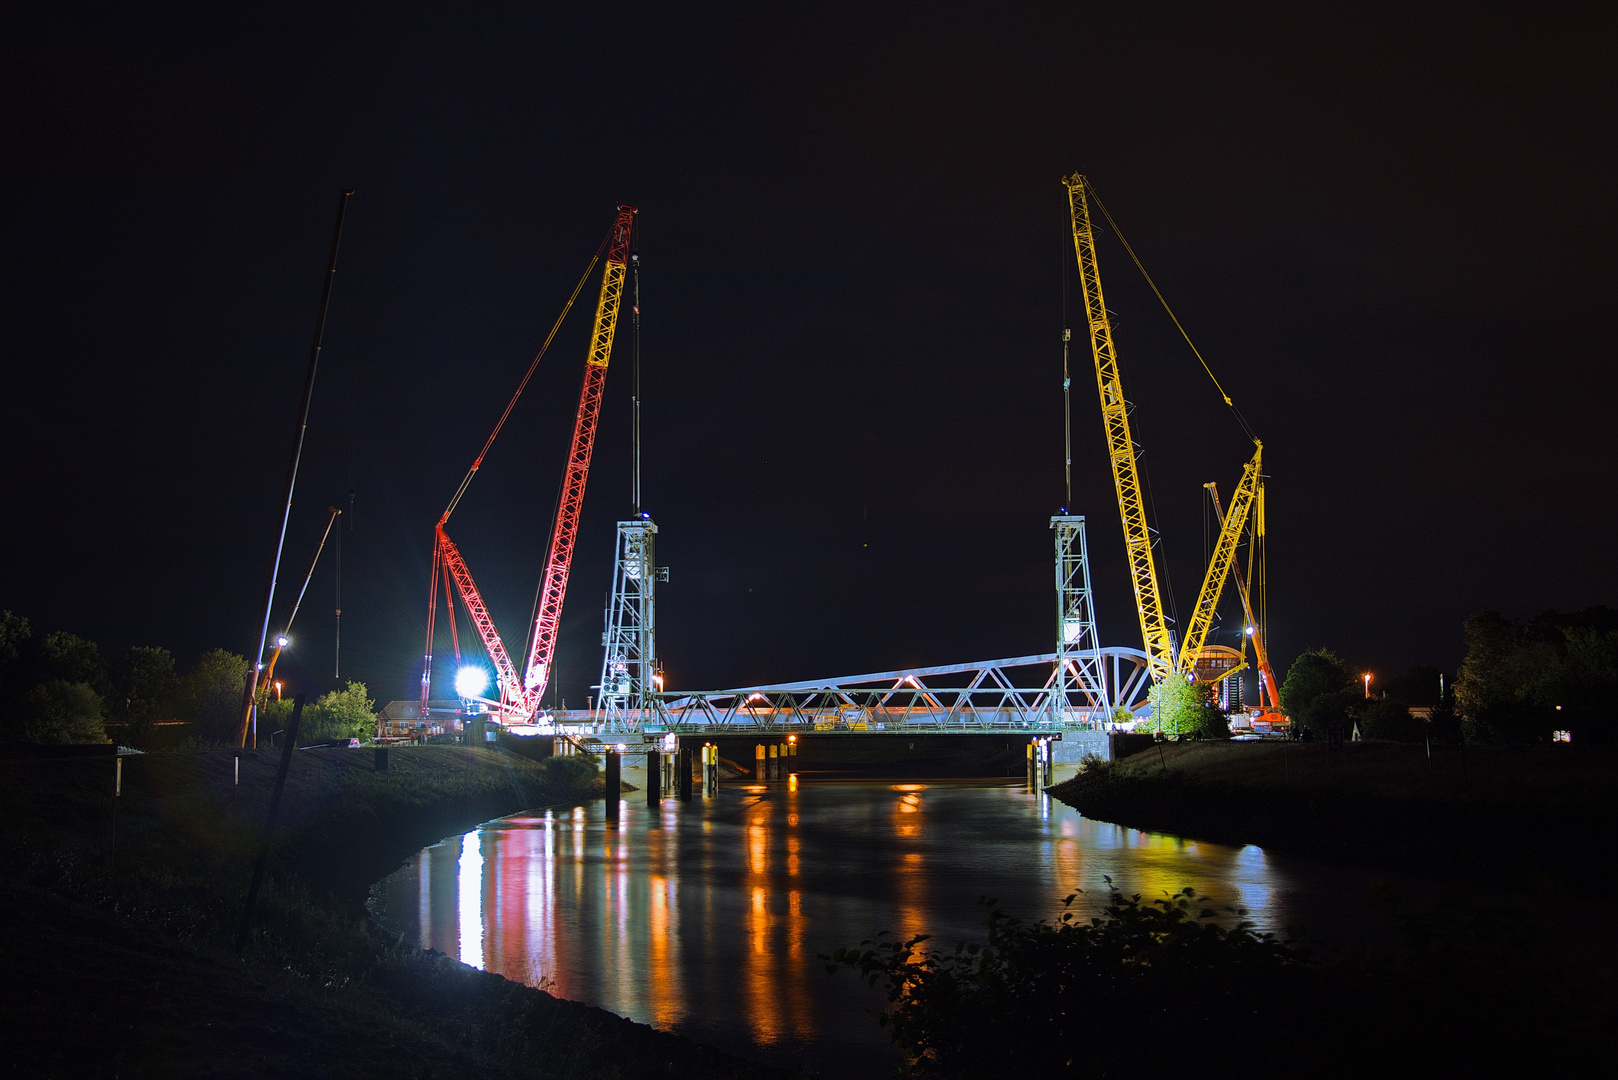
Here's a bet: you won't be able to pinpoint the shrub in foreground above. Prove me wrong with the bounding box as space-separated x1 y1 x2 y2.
827 881 1611 1077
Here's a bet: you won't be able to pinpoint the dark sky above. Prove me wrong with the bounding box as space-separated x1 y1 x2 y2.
4 2 1614 709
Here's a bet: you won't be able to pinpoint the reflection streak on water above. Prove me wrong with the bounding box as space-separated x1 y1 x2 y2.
382 780 1296 1080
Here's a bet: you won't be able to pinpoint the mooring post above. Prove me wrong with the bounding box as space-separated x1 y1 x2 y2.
604 750 621 824
704 744 718 797
679 746 693 800
1026 741 1036 790
646 750 660 805
754 743 765 780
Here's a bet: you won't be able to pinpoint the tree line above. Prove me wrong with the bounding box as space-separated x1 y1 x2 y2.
1132 605 1615 744
1278 605 1616 744
0 610 376 748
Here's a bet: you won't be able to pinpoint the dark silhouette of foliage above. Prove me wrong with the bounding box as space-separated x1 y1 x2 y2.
14 680 107 744
176 648 249 744
1280 648 1356 736
1456 608 1618 742
1356 697 1425 742
112 645 179 745
826 882 1305 1076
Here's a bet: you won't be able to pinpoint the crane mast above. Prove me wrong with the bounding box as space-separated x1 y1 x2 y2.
1063 173 1177 683
419 206 636 723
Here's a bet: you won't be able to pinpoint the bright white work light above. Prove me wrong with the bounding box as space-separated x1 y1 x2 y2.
455 666 489 699
276 635 289 648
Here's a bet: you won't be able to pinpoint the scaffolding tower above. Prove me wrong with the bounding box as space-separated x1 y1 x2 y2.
597 517 663 732
1051 515 1109 720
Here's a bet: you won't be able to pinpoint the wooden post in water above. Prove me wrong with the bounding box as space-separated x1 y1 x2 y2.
604 750 621 823
647 751 660 805
754 743 765 780
679 746 693 800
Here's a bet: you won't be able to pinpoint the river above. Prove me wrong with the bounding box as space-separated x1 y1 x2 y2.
373 778 1369 1077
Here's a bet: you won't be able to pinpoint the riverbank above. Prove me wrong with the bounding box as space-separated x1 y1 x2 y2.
0 746 781 1078
1048 740 1618 890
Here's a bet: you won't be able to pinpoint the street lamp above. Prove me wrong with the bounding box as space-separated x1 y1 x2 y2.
1363 672 1372 699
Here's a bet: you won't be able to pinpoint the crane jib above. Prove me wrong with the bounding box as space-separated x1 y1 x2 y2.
1064 173 1177 685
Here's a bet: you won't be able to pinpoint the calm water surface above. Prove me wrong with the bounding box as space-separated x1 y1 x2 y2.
375 780 1333 1076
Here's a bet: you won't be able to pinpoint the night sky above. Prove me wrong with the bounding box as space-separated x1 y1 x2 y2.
4 3 1613 710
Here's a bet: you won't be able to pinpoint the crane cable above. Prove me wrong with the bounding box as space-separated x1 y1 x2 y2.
1084 179 1259 446
440 228 613 523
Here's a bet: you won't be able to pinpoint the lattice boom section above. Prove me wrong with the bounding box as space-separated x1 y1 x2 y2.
436 527 522 703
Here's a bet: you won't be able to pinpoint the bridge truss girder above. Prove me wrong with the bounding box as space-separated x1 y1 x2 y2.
654 648 1151 734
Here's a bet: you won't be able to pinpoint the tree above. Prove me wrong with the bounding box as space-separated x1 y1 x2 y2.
1142 676 1228 738
1382 665 1444 708
1455 608 1618 743
1279 649 1356 737
177 649 249 745
306 681 377 742
0 610 31 701
112 646 179 745
36 631 112 699
260 681 378 744
1356 697 1424 742
13 680 107 744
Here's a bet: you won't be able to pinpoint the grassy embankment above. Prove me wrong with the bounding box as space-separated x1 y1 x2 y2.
1049 739 1618 889
0 746 779 1079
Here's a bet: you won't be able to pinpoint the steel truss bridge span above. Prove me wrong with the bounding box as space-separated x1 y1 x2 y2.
618 648 1150 734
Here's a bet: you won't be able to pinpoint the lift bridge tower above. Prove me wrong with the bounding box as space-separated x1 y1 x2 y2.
597 517 666 732
1051 515 1109 721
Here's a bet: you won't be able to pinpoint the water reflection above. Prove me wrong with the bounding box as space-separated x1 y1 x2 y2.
379 780 1299 1078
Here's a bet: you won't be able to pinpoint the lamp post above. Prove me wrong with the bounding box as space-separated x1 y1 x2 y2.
1363 672 1372 699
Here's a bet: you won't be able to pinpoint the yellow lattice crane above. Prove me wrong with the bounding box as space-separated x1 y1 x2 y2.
1063 172 1265 685
1064 174 1178 683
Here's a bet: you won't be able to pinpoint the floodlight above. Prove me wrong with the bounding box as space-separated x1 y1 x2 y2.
455 666 489 699
276 635 289 648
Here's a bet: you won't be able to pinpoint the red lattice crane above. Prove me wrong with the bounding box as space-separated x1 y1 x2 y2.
420 206 636 722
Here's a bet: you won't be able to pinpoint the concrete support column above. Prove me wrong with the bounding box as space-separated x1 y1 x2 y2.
755 743 765 780
647 751 660 805
679 746 693 800
605 751 620 823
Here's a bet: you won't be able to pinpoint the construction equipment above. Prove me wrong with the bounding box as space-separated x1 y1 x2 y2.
1062 173 1265 686
420 206 637 723
237 504 343 747
1208 479 1284 726
237 189 353 748
1063 174 1177 684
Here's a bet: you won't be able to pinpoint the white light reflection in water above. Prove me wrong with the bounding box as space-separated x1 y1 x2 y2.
458 830 484 969
380 781 1313 1080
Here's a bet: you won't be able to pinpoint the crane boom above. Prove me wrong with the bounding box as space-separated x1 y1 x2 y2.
435 525 524 703
418 206 635 724
518 205 636 711
1207 479 1279 708
1177 445 1262 675
1063 173 1177 683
